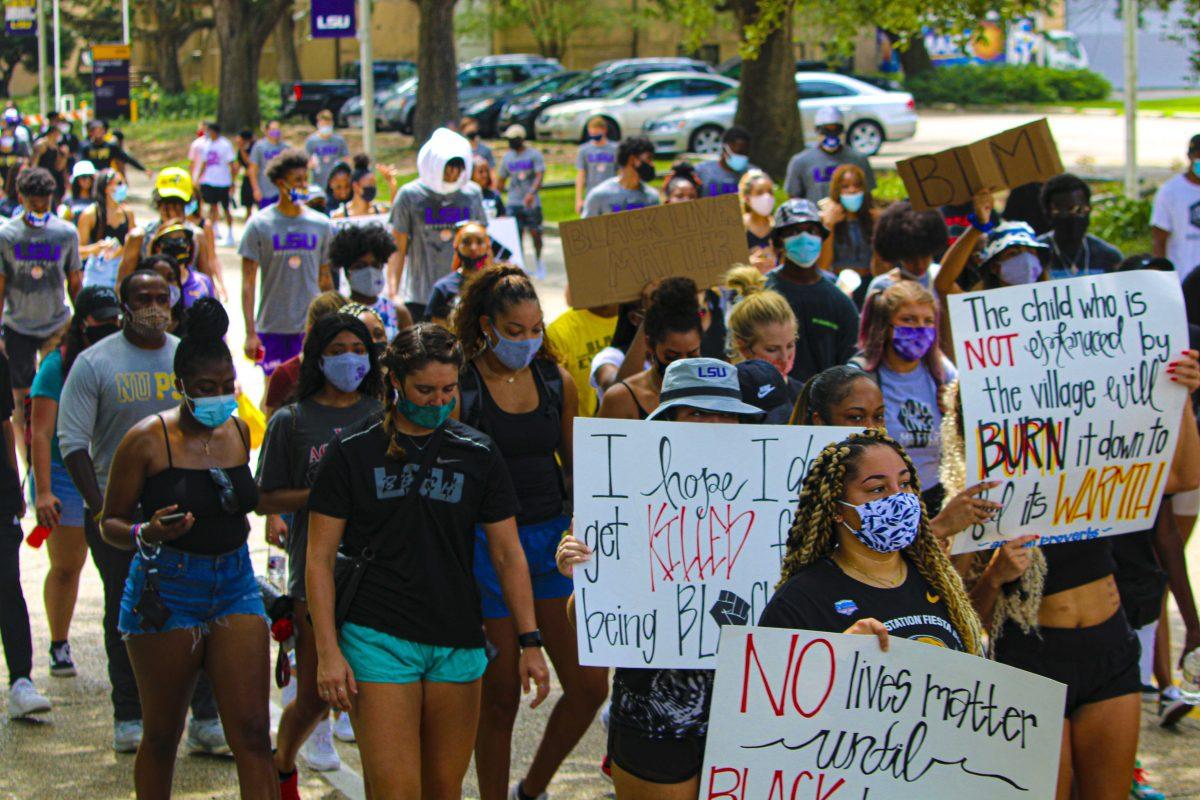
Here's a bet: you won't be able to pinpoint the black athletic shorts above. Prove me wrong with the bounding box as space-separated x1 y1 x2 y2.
607 722 705 784
2 324 48 390
994 607 1140 717
200 184 231 209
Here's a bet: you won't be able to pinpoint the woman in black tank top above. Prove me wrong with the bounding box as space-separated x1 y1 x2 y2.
77 168 134 264
99 299 275 797
451 264 606 800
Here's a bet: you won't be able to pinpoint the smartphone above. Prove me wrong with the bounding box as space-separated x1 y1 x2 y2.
158 512 186 525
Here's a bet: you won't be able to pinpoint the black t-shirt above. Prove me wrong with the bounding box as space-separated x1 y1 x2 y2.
308 416 520 648
0 353 19 520
764 270 860 384
610 667 714 739
425 271 464 322
759 557 966 652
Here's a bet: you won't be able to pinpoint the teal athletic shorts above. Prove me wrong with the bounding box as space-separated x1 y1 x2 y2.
339 622 488 684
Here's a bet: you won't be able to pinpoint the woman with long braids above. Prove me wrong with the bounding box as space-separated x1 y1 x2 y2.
306 323 550 798
100 297 274 797
255 313 383 793
760 428 983 657
450 264 604 800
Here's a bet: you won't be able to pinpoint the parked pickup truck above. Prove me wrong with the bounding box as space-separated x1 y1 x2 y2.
281 60 417 122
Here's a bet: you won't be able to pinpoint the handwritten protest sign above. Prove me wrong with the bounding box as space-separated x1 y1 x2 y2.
702 627 1065 800
897 119 1064 211
948 271 1188 553
572 418 847 669
560 194 747 308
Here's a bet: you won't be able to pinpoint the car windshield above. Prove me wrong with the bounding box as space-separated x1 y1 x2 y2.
608 77 652 100
710 86 738 104
391 77 418 95
511 72 572 97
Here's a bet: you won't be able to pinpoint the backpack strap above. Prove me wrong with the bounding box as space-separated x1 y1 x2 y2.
532 358 563 415
458 363 483 430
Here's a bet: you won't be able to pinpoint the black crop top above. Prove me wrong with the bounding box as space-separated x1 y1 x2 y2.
1041 538 1116 597
140 415 259 555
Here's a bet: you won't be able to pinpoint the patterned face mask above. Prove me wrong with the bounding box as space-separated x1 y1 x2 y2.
839 492 922 553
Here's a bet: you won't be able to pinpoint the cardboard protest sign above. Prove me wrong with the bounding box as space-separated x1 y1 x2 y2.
897 119 1064 211
572 417 847 669
702 627 1065 800
560 194 747 307
948 271 1188 553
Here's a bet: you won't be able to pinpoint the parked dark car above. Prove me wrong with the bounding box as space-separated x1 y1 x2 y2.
463 70 582 137
282 60 417 122
381 54 561 134
499 57 714 140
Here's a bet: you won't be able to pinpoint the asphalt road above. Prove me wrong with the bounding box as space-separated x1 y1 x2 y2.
3 108 1200 799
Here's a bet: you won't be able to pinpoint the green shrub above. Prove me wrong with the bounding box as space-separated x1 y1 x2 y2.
904 64 1111 105
131 79 281 122
1091 195 1152 245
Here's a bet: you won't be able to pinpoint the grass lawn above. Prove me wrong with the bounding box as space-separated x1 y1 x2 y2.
1037 96 1200 116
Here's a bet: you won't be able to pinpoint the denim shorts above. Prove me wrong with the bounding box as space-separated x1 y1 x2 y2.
119 543 267 637
339 622 487 684
30 460 85 528
474 514 572 619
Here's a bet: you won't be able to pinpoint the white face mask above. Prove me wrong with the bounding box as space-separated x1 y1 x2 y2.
748 193 775 217
318 125 333 136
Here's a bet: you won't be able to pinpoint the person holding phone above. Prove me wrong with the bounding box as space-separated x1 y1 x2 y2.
99 297 273 797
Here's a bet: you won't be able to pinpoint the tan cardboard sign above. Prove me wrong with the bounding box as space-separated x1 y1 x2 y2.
560 194 748 307
897 119 1064 211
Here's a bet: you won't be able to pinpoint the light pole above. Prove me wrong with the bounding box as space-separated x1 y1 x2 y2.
357 0 375 161
1123 0 1138 199
52 0 60 111
36 0 47 118
122 0 130 44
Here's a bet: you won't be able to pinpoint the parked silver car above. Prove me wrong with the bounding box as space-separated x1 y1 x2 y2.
643 72 918 157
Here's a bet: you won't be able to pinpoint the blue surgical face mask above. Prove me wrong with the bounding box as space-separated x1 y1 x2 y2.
821 134 841 151
839 192 864 213
724 148 749 172
289 187 309 204
187 393 238 429
321 351 370 393
490 325 542 371
588 132 603 142
397 390 455 430
112 183 128 203
998 251 1043 286
783 232 822 267
840 492 922 553
24 209 51 227
1192 160 1200 178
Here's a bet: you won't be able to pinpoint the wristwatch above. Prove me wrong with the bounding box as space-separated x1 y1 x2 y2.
517 629 543 649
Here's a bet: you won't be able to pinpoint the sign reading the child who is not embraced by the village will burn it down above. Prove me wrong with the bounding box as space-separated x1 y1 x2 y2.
948 270 1188 554
702 627 1066 800
571 417 848 669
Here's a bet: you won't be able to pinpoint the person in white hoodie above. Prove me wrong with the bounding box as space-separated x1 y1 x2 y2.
388 128 487 321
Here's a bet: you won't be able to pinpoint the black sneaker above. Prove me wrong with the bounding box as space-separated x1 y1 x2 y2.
49 641 76 677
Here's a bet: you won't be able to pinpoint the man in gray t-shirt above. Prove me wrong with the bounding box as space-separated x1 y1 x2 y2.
239 204 333 337
0 212 80 342
389 179 486 312
304 116 350 190
248 127 288 207
582 177 660 218
497 127 547 275
784 146 875 201
576 141 618 197
695 126 754 198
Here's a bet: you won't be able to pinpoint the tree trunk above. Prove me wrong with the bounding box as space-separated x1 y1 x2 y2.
155 31 186 93
412 0 459 143
894 33 934 77
0 64 14 98
274 0 302 84
213 0 288 131
732 1 803 180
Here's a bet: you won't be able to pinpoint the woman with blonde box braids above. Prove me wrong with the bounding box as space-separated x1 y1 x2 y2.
760 428 983 657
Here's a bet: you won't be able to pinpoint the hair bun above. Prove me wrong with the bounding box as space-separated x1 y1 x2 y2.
184 296 229 341
724 265 765 299
352 153 371 171
650 276 699 312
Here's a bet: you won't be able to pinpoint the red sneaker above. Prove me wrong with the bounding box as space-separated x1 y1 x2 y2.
279 769 300 800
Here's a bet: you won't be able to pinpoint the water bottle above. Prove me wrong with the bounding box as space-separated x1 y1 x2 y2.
268 554 286 591
26 525 50 548
1181 649 1200 705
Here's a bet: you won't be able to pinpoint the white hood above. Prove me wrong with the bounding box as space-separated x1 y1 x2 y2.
417 127 473 195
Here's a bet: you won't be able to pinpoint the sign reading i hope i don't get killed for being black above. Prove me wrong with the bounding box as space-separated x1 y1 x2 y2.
948 271 1189 553
571 417 848 670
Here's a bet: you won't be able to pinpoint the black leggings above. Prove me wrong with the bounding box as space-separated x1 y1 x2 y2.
0 522 33 685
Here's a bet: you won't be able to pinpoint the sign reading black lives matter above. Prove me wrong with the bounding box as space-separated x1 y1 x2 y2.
702 627 1065 800
572 418 847 669
948 271 1188 553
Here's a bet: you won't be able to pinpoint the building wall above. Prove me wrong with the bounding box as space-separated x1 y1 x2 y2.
1066 0 1195 88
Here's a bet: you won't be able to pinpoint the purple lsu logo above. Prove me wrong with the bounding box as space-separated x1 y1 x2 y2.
697 364 728 379
812 165 836 183
587 152 615 164
424 206 471 226
272 232 318 251
706 182 737 196
14 243 61 261
508 159 535 172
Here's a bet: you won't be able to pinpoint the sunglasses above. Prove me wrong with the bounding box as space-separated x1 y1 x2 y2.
208 467 238 515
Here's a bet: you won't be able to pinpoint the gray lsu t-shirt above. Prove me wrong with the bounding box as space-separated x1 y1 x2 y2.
304 132 350 189
783 146 876 201
389 179 486 305
576 141 619 194
238 205 332 334
581 176 660 218
695 159 751 198
0 215 81 337
499 146 545 208
57 332 180 497
249 138 288 200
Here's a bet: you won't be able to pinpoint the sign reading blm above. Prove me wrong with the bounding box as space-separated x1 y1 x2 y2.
948 271 1188 553
702 627 1065 800
571 418 847 669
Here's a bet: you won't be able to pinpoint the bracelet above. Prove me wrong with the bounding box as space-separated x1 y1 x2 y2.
517 629 543 649
966 212 997 233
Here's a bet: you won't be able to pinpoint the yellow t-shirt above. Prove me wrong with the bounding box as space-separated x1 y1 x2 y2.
547 308 617 418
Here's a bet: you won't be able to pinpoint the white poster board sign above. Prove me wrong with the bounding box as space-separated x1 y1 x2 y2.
572 418 848 669
487 215 525 272
948 271 1188 553
702 627 1066 800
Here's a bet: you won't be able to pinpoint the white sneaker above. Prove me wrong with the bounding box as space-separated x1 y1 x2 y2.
7 678 51 718
509 782 549 800
113 719 143 753
534 259 547 280
186 716 232 756
1159 685 1196 728
333 712 355 743
299 717 340 772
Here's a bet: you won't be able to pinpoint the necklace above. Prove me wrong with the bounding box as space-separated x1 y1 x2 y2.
199 429 215 456
837 555 905 588
1052 236 1090 276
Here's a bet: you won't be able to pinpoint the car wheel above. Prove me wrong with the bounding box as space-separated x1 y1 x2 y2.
403 108 415 135
689 125 725 155
847 120 884 157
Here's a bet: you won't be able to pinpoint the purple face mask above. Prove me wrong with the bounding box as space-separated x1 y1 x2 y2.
891 325 936 361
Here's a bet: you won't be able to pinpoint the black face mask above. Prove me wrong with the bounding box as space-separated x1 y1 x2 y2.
1051 215 1089 245
636 161 656 182
459 252 489 271
508 138 524 149
361 186 377 203
85 321 121 344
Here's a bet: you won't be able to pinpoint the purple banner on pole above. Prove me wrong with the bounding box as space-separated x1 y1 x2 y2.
311 0 355 39
4 0 37 36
